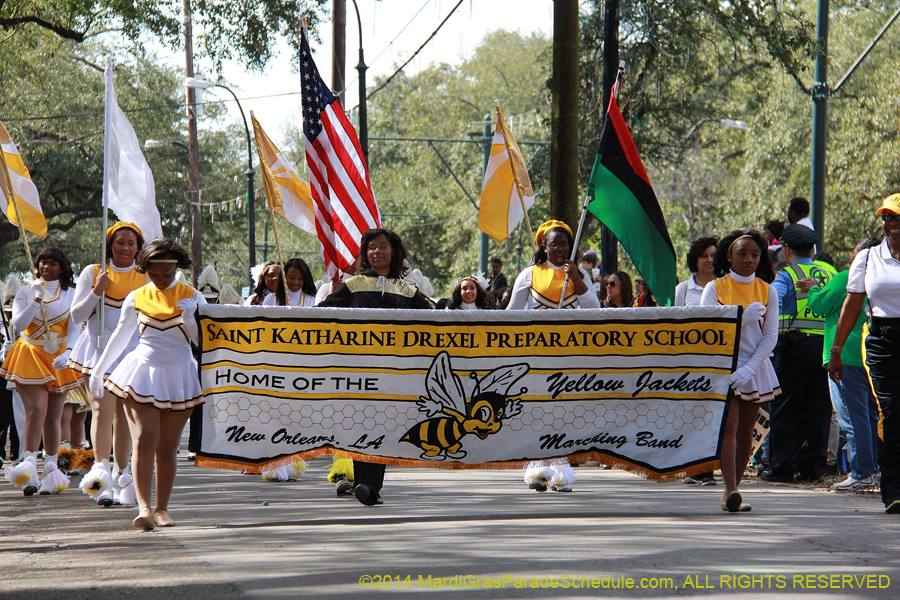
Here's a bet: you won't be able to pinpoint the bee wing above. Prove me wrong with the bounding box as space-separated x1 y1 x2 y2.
424 351 465 412
478 363 529 396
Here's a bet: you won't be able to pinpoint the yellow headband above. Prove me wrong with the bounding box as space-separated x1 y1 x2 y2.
148 259 178 263
535 220 573 247
107 221 143 241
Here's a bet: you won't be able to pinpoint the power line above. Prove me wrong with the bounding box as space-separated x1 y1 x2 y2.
336 0 433 96
2 89 306 123
365 0 465 102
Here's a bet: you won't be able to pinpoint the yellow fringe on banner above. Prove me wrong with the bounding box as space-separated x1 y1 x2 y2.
195 449 720 482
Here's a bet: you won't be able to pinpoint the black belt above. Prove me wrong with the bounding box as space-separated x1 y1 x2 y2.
871 318 900 326
778 331 822 339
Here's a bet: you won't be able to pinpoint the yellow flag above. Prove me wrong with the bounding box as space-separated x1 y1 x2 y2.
0 119 47 238
250 114 316 235
478 108 535 243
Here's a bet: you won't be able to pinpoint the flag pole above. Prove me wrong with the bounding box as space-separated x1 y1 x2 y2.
97 57 113 352
557 60 625 309
494 100 536 251
0 145 36 274
0 128 56 349
0 152 32 346
250 111 291 295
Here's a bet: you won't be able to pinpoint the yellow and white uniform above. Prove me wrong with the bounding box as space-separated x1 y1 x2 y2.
92 280 206 411
0 279 79 392
505 263 601 310
68 262 146 375
700 270 781 403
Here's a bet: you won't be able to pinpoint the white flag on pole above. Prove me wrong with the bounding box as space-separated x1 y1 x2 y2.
104 59 162 241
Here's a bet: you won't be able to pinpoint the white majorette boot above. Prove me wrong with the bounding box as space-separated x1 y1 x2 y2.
6 451 40 496
98 462 118 507
38 454 70 495
79 458 112 501
548 458 578 492
523 461 553 492
114 465 137 506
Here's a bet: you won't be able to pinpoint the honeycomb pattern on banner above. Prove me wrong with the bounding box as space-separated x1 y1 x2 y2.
208 398 715 433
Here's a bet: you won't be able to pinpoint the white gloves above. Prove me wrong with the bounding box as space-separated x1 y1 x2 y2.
176 298 197 314
89 371 106 399
1 339 13 362
51 349 71 370
32 284 44 303
741 302 765 325
729 366 754 390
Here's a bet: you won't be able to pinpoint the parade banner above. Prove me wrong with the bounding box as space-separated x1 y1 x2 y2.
195 305 742 481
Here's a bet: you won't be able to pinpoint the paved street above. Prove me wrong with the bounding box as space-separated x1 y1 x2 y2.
2 454 898 599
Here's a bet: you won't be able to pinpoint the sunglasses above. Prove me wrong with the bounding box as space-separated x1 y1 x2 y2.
546 242 570 250
606 281 618 287
883 213 899 223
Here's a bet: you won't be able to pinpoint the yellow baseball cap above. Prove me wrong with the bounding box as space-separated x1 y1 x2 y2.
875 193 900 216
534 220 573 246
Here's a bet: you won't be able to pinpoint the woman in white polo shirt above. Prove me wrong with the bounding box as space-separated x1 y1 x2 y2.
675 236 718 307
674 236 718 485
829 193 900 513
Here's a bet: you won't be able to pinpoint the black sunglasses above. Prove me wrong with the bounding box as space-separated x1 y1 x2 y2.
882 213 899 223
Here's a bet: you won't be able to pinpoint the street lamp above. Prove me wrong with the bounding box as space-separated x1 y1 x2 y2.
185 75 256 286
348 0 368 163
144 139 190 152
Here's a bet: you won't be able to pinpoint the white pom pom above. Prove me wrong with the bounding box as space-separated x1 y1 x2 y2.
79 461 112 499
116 473 138 505
6 455 39 489
549 458 578 486
523 460 553 486
40 462 70 494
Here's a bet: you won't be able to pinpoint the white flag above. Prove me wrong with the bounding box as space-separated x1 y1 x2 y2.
104 58 162 241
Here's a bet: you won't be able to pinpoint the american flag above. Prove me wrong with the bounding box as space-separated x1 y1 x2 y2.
300 22 380 280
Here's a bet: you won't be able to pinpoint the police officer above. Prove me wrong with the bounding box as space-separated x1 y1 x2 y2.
761 224 837 482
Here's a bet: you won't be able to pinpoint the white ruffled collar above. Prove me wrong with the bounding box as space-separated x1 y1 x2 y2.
728 270 756 284
107 261 136 273
460 301 476 310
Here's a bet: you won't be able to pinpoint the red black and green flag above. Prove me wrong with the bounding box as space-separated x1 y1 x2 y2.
587 95 676 306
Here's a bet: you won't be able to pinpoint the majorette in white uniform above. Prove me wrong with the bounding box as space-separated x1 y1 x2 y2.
1 279 79 392
68 261 146 376
1 271 78 496
506 220 599 492
92 279 206 411
700 270 781 403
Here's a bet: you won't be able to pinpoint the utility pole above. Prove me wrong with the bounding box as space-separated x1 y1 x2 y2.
600 0 619 276
480 114 491 274
809 0 829 246
184 0 202 286
550 0 579 227
333 0 347 106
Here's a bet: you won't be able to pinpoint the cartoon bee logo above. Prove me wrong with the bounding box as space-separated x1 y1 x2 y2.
401 351 527 460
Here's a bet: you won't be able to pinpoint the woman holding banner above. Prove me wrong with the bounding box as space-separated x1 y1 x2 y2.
2 248 80 496
89 239 206 530
700 229 779 512
69 222 145 506
319 228 433 506
507 221 599 493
